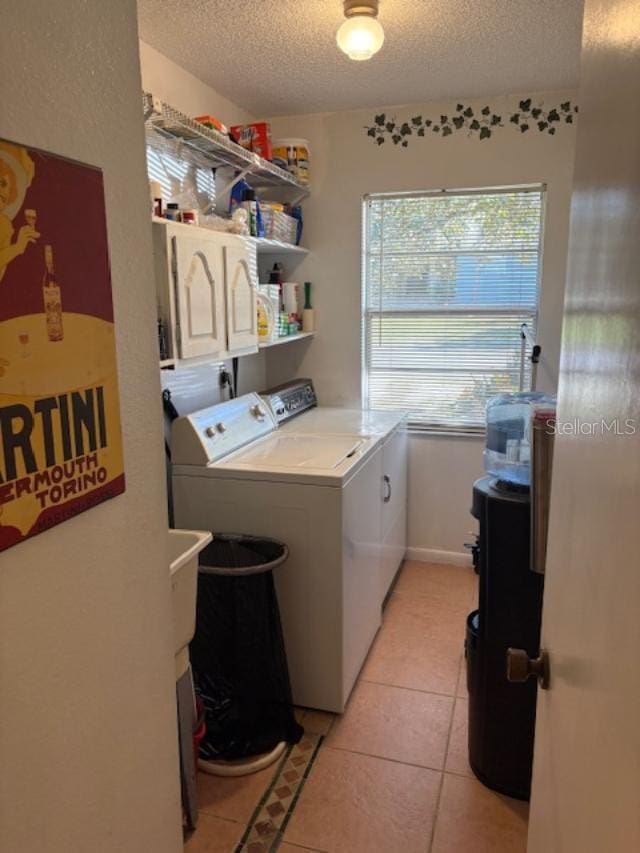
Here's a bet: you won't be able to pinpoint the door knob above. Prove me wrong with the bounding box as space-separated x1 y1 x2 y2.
506 648 550 690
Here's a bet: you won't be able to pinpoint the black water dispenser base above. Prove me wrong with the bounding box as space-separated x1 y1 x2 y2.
466 477 544 801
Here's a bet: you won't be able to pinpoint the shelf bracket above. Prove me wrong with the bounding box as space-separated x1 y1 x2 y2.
289 189 310 207
216 166 253 199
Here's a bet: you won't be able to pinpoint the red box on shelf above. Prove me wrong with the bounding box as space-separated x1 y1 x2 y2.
230 122 273 161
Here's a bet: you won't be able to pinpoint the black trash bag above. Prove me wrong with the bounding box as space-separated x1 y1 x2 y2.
190 535 303 762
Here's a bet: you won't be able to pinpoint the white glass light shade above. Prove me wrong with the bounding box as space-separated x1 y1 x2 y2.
336 15 385 61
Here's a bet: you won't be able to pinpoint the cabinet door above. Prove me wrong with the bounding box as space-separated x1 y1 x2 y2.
172 234 226 360
380 427 408 599
224 242 257 354
343 447 383 706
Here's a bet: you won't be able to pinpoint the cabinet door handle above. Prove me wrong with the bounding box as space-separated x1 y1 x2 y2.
383 475 392 503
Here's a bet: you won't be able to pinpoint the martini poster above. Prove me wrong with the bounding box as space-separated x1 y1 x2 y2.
0 139 125 553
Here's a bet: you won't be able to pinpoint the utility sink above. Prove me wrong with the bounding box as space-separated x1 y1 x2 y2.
169 528 212 679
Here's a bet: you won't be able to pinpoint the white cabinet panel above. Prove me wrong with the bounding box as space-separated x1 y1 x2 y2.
380 505 407 604
342 447 383 701
381 427 408 539
380 427 408 601
173 234 226 360
224 241 257 354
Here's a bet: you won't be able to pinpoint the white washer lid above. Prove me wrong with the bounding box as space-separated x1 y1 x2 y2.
279 407 407 437
221 434 367 470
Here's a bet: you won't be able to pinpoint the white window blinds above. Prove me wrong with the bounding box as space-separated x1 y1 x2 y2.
362 187 544 431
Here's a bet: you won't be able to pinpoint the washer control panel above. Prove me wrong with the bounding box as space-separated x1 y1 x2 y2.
261 379 317 424
171 392 277 466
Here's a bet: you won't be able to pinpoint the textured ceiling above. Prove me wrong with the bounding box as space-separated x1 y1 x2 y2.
137 0 584 116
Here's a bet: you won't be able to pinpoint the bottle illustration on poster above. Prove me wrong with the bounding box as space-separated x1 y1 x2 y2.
0 138 125 553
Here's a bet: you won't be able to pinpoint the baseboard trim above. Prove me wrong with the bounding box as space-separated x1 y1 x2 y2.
406 547 472 567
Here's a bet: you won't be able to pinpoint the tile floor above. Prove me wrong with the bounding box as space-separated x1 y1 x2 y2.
185 560 529 853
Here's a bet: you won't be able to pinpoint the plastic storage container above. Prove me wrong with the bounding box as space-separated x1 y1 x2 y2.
484 392 556 487
272 138 310 186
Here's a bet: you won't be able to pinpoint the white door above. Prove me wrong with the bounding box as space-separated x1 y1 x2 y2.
224 241 257 354
173 234 226 360
528 1 640 850
342 447 383 705
380 427 408 602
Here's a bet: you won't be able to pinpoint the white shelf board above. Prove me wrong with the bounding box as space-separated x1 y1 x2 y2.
253 238 308 255
258 332 315 349
160 358 176 369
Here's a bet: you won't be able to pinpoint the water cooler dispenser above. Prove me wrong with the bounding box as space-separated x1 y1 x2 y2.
466 393 555 800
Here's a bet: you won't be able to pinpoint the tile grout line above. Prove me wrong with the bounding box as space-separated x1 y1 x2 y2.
324 741 450 775
360 665 463 699
426 682 459 853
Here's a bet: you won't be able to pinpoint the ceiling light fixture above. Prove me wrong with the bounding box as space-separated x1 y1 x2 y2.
337 0 385 61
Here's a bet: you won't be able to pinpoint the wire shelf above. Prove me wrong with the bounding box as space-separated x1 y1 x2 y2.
143 93 310 200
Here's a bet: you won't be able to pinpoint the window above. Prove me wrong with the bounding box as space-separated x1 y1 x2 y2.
362 186 544 432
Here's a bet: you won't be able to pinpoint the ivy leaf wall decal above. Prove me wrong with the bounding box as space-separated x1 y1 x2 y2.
364 98 577 146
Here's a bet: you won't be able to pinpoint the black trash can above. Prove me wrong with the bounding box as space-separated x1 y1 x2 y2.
190 533 303 763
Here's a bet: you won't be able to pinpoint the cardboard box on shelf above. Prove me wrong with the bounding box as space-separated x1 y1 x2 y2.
194 114 229 135
230 122 273 160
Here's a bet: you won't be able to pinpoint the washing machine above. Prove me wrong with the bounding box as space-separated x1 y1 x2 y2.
261 379 409 602
171 392 384 713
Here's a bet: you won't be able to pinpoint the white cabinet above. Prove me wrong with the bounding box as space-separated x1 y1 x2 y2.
153 219 258 365
172 231 226 360
380 427 408 602
223 242 257 356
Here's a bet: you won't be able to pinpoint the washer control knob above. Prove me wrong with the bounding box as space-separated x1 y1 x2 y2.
216 422 227 434
205 426 216 438
251 404 266 420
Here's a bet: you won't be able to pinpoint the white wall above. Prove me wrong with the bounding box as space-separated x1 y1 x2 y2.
266 94 577 559
139 40 255 127
0 4 182 852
